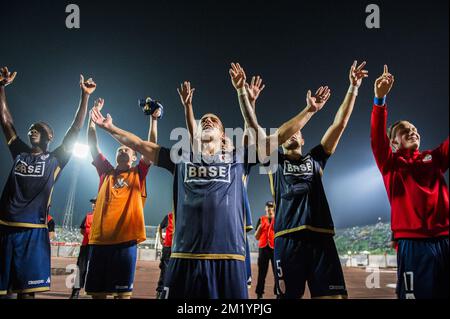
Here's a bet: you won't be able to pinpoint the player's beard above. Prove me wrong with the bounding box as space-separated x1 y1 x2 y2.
284 139 300 150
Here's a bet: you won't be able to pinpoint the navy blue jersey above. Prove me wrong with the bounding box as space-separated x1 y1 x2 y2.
157 146 255 261
268 145 334 238
243 174 253 232
0 137 70 227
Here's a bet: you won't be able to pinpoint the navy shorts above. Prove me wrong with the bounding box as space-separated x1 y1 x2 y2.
397 237 449 299
274 233 347 299
0 225 51 295
161 258 248 299
85 241 137 297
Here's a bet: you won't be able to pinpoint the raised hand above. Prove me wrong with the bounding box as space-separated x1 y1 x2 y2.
306 86 331 113
374 65 394 98
349 60 368 88
80 75 97 95
177 81 195 107
152 108 162 119
245 76 266 105
93 98 105 111
90 107 112 130
229 62 247 90
0 67 17 87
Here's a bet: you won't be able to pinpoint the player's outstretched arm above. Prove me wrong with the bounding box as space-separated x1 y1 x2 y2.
59 75 97 153
433 137 449 173
230 62 272 160
87 98 104 159
149 107 160 144
321 60 368 155
0 67 18 144
276 86 330 146
243 75 265 147
370 64 395 170
90 107 161 164
141 104 161 165
230 62 328 160
177 81 197 147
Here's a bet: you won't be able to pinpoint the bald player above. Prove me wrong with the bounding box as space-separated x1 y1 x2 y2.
84 98 160 299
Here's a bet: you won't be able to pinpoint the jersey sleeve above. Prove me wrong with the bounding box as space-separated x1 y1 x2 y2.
431 136 449 173
52 126 83 169
371 104 394 173
137 159 151 186
92 153 114 177
310 144 330 170
156 147 176 174
8 137 31 160
51 144 72 170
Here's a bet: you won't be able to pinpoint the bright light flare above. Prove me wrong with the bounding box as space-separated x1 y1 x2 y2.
73 143 89 159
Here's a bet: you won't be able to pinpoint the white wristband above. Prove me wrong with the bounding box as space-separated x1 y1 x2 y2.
237 87 247 96
348 85 358 96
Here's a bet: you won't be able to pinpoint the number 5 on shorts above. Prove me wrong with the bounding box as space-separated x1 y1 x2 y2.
276 259 285 295
276 260 283 278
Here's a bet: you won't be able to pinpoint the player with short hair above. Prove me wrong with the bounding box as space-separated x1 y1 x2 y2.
234 61 368 298
0 66 96 299
84 98 160 299
371 65 449 299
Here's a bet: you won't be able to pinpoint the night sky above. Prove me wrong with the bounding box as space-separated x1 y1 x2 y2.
0 0 448 229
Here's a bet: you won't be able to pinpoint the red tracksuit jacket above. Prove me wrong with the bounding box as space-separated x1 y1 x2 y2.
371 104 449 239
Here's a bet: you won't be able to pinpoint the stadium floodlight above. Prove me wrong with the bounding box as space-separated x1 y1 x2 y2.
73 143 89 159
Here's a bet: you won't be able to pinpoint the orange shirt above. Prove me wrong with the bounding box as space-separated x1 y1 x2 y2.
258 216 275 249
89 154 150 245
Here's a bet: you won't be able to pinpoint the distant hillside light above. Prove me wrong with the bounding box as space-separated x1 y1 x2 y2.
73 143 89 159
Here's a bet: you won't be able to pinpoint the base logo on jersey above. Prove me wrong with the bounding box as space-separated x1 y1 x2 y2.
283 157 313 177
14 160 46 177
184 163 231 183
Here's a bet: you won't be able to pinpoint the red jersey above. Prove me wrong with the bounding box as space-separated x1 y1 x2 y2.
371 104 449 239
